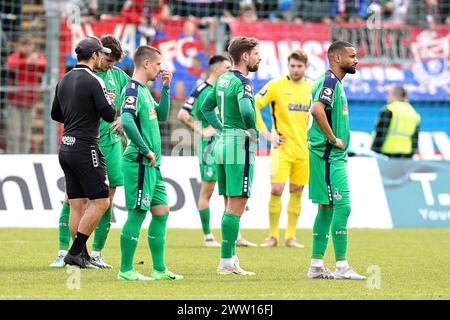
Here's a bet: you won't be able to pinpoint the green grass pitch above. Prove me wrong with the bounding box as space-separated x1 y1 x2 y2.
0 228 449 300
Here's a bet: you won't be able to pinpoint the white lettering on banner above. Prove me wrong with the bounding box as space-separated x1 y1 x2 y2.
410 173 437 205
256 41 280 80
418 209 450 221
68 23 137 61
0 156 392 229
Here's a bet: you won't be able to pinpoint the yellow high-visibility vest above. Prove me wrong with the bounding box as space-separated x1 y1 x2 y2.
382 101 420 155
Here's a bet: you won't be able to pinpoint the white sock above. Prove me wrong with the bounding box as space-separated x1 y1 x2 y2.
204 233 215 240
237 231 242 240
58 250 68 257
310 259 324 268
91 251 101 258
219 258 234 268
336 260 349 268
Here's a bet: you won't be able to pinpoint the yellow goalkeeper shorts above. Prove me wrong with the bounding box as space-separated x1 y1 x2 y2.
269 148 309 186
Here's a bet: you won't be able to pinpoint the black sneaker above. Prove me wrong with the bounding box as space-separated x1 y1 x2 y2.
64 253 98 269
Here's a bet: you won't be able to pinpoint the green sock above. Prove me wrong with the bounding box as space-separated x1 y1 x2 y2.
59 202 71 251
120 210 146 272
93 206 112 252
221 212 240 259
199 208 211 235
148 212 169 272
331 204 351 261
311 207 333 259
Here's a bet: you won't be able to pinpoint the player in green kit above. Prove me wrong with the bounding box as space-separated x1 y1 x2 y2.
177 55 232 247
117 45 182 281
201 37 261 276
50 35 128 268
307 41 366 280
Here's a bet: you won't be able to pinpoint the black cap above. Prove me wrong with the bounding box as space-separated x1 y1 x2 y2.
75 36 111 57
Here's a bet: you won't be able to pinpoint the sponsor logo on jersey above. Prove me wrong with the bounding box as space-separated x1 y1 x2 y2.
218 79 230 88
184 96 195 109
343 104 349 115
288 103 310 112
244 84 253 97
61 136 76 146
124 96 137 111
149 107 157 120
320 87 334 102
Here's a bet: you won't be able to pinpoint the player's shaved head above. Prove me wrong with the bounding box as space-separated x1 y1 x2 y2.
327 41 355 59
133 45 161 67
209 54 231 67
227 37 259 65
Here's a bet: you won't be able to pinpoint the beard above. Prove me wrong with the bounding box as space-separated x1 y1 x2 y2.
343 65 357 74
248 63 259 72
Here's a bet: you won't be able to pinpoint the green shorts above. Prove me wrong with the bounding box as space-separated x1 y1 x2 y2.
197 136 217 181
122 160 167 211
215 130 256 198
308 151 350 205
100 141 124 188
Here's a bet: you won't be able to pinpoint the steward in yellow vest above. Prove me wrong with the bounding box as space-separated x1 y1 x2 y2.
371 86 420 158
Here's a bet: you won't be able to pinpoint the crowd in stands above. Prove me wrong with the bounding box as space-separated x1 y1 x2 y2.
67 1 449 27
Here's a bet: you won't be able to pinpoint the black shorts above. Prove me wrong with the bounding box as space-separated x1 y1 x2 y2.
59 146 109 200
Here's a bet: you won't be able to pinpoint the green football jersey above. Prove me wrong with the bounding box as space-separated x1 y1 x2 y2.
308 70 350 161
182 80 213 128
96 66 130 146
120 79 163 167
210 70 255 131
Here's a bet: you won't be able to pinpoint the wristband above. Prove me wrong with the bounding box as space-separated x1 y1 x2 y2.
330 138 337 145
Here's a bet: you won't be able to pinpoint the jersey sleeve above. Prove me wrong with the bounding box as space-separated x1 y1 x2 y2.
236 77 254 102
122 81 139 116
314 73 338 107
255 81 273 132
254 81 273 110
182 82 208 116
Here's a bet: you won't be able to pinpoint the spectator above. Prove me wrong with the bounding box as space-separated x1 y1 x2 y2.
121 0 170 24
407 0 440 28
69 0 101 22
371 85 420 158
383 0 410 24
170 0 224 18
6 34 46 154
293 0 333 23
236 3 258 22
331 0 371 22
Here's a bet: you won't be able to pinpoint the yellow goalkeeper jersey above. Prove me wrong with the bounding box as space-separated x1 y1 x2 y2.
255 76 313 159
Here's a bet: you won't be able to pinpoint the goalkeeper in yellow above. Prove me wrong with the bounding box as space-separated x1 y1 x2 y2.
255 50 313 248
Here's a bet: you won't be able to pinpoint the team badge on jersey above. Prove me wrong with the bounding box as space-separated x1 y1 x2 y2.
143 194 150 207
320 87 334 103
333 188 342 201
124 96 137 111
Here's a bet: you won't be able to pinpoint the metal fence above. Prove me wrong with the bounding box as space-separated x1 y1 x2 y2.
1 0 449 159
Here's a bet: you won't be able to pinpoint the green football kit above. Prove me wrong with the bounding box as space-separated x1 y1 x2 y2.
182 81 218 181
308 69 352 262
